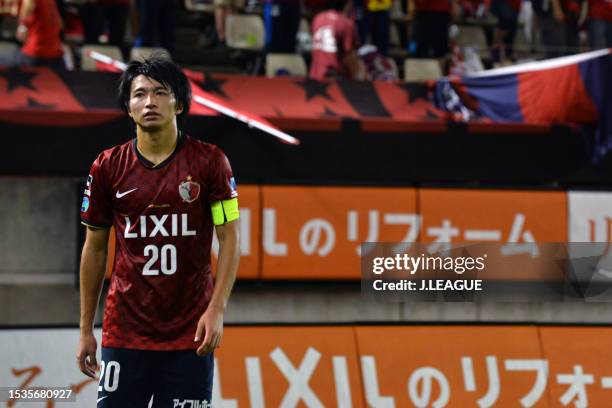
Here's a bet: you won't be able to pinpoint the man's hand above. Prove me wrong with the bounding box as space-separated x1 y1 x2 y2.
552 0 565 22
553 7 565 22
16 25 27 42
76 332 98 378
194 306 224 356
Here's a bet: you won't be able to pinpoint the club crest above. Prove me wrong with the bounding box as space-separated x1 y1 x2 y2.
178 177 200 203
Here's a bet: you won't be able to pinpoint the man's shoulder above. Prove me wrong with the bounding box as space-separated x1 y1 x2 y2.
94 139 133 166
183 134 225 159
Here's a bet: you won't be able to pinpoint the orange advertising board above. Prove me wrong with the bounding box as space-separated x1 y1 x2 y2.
419 189 568 282
261 186 418 279
540 326 612 408
354 325 548 407
215 326 364 407
2 325 610 407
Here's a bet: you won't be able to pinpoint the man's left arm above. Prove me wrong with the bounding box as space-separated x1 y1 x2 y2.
195 219 240 356
16 0 35 41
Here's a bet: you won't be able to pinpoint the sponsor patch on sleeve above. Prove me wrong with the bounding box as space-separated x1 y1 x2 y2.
81 196 90 212
229 177 238 198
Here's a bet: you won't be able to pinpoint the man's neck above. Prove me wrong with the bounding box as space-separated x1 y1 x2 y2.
136 126 179 166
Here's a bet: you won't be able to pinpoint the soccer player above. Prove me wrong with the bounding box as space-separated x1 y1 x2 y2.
76 57 240 407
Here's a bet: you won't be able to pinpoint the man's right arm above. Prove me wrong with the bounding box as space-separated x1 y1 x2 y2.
76 226 110 378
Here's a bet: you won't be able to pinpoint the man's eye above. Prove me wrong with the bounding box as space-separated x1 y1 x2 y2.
157 91 168 96
133 93 143 98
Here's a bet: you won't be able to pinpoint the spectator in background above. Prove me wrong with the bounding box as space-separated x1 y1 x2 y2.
585 0 612 48
81 0 130 48
263 0 301 53
490 0 521 62
357 44 398 79
533 0 581 57
408 0 459 58
354 0 391 56
310 0 359 80
460 0 488 17
0 0 64 68
214 0 243 48
135 0 175 54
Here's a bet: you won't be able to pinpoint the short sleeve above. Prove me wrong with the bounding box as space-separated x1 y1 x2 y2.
206 147 238 203
80 155 113 228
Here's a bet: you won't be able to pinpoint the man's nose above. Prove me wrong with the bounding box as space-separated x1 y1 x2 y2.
145 94 157 107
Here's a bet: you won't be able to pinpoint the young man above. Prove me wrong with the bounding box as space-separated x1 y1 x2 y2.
0 0 64 68
309 0 359 80
76 57 240 407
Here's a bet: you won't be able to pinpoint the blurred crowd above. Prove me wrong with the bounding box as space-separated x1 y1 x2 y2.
0 0 610 79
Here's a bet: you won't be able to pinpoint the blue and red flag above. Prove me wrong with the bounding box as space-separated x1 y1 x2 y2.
435 49 612 162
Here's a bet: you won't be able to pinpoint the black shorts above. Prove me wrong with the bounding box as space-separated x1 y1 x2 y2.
97 347 214 408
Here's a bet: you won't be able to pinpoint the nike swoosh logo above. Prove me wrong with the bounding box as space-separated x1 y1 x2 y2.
116 188 138 198
97 396 108 404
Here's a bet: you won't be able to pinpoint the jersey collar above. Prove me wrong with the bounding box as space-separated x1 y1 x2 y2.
132 131 186 170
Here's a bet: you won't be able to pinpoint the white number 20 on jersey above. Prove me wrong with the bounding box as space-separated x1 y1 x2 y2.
142 244 177 275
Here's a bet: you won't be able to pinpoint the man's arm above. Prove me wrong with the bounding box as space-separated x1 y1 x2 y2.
551 0 565 22
76 226 110 378
343 51 360 79
18 0 35 21
407 0 416 18
195 219 240 356
16 0 35 42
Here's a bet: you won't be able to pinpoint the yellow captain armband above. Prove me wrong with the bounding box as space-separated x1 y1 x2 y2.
211 198 240 226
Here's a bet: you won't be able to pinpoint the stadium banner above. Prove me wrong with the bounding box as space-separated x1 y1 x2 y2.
354 325 545 407
93 187 594 282
434 49 612 163
359 242 612 302
419 189 567 282
568 191 612 243
214 326 364 407
0 328 102 407
3 326 612 407
539 326 612 408
260 186 418 279
419 189 568 243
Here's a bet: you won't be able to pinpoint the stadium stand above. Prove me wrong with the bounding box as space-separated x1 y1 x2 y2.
130 46 172 62
265 53 307 77
184 0 215 13
403 58 443 81
225 14 265 50
80 44 124 71
0 39 16 55
455 25 489 57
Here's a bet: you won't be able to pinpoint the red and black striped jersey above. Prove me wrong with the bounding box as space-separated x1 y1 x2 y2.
81 133 237 350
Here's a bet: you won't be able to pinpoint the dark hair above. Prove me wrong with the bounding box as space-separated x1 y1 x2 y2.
118 55 192 121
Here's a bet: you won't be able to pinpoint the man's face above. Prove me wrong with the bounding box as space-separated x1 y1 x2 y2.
128 75 183 131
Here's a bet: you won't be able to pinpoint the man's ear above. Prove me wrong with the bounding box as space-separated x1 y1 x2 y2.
176 103 184 115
